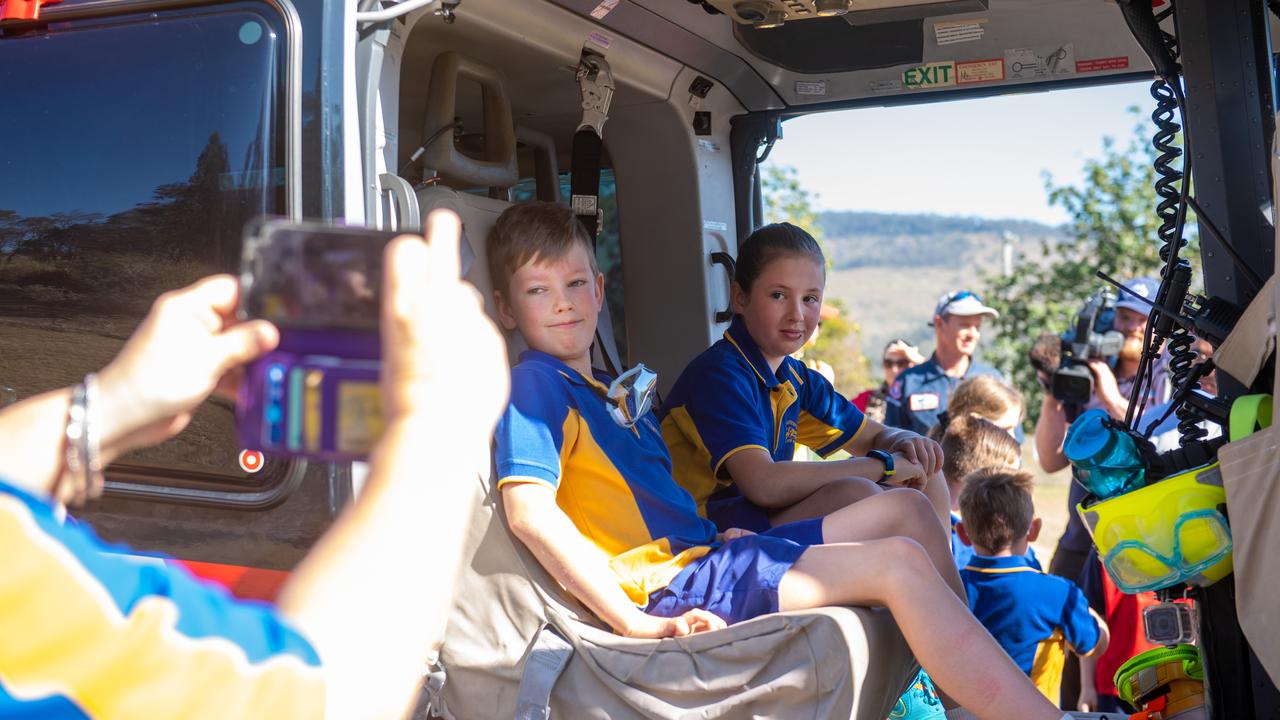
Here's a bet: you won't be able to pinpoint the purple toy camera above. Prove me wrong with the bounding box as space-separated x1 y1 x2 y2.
237 219 400 461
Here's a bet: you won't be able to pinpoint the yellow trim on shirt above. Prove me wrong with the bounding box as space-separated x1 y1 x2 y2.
963 564 1042 575
712 444 772 482
723 332 769 385
0 496 324 719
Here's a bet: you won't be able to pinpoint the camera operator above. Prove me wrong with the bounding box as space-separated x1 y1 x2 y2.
1031 276 1170 709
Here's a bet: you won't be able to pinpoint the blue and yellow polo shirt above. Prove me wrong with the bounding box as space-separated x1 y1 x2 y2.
494 350 719 606
961 554 1102 701
659 315 868 514
0 479 323 718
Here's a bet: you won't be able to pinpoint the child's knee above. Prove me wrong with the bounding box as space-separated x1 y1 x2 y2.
883 488 946 536
823 476 881 505
876 536 933 578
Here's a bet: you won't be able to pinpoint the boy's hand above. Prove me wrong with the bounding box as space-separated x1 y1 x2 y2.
622 609 726 638
1077 685 1097 712
879 453 926 489
719 528 755 542
888 434 942 477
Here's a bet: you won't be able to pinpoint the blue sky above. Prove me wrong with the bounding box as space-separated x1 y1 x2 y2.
766 79 1155 226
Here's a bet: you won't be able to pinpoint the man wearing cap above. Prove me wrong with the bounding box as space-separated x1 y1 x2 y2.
1032 276 1171 711
884 290 1008 436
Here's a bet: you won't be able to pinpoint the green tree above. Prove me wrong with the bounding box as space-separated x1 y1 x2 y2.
981 109 1195 425
761 163 871 395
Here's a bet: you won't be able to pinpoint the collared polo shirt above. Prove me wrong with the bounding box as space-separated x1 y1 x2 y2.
0 480 323 718
884 354 1007 436
659 315 868 514
961 554 1101 701
494 350 719 606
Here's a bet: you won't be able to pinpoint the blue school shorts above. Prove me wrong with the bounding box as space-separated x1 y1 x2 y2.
644 534 808 625
706 488 825 546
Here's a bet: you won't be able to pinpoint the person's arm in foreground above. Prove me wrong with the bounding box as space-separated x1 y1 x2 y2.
279 212 509 719
503 481 723 639
0 210 506 719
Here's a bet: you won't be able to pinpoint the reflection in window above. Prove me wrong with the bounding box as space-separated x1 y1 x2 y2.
0 4 288 482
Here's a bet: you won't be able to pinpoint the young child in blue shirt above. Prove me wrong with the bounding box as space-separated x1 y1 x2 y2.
661 223 953 543
956 467 1110 703
488 202 1072 720
937 414 1027 569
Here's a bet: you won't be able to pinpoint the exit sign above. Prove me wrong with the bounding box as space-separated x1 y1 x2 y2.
903 61 957 89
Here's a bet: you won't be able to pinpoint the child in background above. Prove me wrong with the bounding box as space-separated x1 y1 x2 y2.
928 375 1024 441
957 468 1109 703
936 415 1022 569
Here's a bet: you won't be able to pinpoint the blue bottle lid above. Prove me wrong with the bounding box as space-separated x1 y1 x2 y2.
1063 408 1116 465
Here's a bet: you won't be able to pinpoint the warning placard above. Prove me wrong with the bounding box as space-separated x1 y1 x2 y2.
1076 56 1130 73
935 19 986 46
956 58 1004 84
1005 43 1075 80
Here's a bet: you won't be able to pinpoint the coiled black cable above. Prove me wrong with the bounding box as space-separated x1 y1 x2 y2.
1125 5 1201 449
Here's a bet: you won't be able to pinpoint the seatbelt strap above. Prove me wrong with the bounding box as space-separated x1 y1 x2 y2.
571 50 613 241
571 49 622 377
514 625 574 720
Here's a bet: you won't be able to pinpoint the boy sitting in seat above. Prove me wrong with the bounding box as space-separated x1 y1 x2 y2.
956 467 1110 703
487 201 1075 720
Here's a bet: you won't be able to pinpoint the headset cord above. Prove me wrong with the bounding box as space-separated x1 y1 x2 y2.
1127 7 1200 448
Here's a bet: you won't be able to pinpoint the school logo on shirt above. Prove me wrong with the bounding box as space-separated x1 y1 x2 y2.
784 420 798 444
909 393 940 412
888 381 903 401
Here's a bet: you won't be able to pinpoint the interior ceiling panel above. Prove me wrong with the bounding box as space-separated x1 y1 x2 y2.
553 0 1153 111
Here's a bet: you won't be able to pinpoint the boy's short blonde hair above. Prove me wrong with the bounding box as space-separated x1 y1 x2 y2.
938 414 1021 488
958 468 1036 552
488 202 598 296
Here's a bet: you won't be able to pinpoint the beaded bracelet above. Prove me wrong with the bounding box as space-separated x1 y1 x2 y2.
56 374 104 506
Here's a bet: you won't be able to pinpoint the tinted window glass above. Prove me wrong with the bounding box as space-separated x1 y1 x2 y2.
0 4 290 482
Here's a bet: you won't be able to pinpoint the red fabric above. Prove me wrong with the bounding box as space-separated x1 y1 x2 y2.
1095 570 1160 695
852 389 873 412
176 560 290 602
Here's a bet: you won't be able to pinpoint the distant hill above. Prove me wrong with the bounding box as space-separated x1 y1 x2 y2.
817 211 1064 270
813 211 1066 374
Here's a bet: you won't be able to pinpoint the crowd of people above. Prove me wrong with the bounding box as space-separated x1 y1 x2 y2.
1 205 1190 719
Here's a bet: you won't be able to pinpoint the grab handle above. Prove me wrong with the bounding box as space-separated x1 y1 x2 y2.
710 251 736 324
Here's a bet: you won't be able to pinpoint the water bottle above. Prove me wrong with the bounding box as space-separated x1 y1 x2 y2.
1063 408 1146 499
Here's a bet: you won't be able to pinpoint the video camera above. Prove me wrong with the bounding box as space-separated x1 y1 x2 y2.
1052 288 1126 406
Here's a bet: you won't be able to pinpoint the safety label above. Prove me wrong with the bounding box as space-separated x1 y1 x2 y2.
902 61 956 89
703 220 728 232
1004 43 1075 80
1076 56 1130 73
956 58 1004 84
590 0 620 19
868 79 902 94
585 31 612 54
795 80 828 96
934 19 985 46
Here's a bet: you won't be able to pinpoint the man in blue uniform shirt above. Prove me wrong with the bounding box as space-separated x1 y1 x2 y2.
885 290 1008 436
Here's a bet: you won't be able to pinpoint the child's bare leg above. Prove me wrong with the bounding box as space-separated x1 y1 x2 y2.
779 540 1062 720
768 476 882 526
819 487 965 600
919 471 952 528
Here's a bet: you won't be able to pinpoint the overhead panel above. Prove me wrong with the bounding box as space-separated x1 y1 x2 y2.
698 0 987 27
